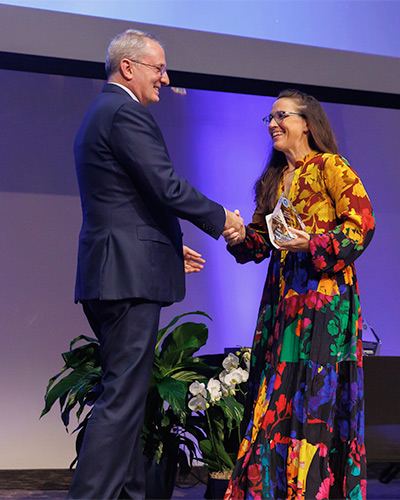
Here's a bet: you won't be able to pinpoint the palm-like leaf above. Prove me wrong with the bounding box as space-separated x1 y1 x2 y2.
219 397 244 432
157 377 188 416
199 439 236 471
41 366 97 418
159 322 208 370
155 311 211 351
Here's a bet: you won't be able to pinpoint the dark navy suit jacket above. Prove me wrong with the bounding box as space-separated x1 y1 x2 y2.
74 83 225 304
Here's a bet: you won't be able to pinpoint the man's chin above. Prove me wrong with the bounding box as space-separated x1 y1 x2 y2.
148 94 160 106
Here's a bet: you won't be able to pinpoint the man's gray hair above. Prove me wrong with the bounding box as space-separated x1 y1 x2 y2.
105 29 163 78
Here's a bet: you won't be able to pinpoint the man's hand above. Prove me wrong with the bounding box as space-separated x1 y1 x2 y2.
183 245 206 273
222 209 246 246
277 227 310 252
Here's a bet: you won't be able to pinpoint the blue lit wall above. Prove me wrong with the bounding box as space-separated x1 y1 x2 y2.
1 69 397 359
152 87 399 356
1 65 399 468
2 0 400 58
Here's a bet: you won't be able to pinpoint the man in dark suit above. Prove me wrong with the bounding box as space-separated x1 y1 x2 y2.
68 29 244 500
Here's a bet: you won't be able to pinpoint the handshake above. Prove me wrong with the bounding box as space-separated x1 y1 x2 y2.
183 208 246 274
222 209 246 246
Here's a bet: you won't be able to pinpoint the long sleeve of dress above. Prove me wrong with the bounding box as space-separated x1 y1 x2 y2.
227 211 272 264
308 155 375 274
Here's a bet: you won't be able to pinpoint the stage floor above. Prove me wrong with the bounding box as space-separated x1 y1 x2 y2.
0 465 399 499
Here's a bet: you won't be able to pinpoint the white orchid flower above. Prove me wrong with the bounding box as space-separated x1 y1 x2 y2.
225 367 247 386
188 394 207 412
219 369 228 384
207 378 221 391
209 389 222 403
189 380 207 398
207 378 222 402
236 367 249 383
222 352 239 372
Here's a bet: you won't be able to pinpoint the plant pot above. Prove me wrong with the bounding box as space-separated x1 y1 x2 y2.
204 473 230 500
144 452 178 499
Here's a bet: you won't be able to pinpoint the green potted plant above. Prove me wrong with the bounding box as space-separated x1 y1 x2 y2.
40 311 214 499
185 348 251 498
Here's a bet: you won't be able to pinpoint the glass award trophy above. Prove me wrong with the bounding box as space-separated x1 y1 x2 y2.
265 194 305 249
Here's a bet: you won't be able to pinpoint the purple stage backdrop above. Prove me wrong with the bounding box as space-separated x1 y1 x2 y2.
0 69 398 468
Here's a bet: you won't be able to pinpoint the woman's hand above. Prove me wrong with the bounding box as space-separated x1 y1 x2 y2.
277 227 310 252
183 245 206 273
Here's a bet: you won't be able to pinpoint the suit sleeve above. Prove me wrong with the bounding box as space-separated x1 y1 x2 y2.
109 101 225 239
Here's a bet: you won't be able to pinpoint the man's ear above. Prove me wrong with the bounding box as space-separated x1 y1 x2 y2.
120 59 134 81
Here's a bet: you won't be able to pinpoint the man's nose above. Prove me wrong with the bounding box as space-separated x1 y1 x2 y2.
161 71 170 86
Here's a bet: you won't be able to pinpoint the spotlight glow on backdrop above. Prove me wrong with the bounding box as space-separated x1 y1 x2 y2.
2 0 400 58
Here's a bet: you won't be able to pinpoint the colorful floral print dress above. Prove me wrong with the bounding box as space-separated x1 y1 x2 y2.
224 152 375 500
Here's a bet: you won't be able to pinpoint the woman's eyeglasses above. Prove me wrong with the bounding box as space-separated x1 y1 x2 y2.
263 111 306 126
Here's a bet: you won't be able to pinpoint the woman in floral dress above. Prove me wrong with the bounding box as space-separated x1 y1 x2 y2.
223 89 375 499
